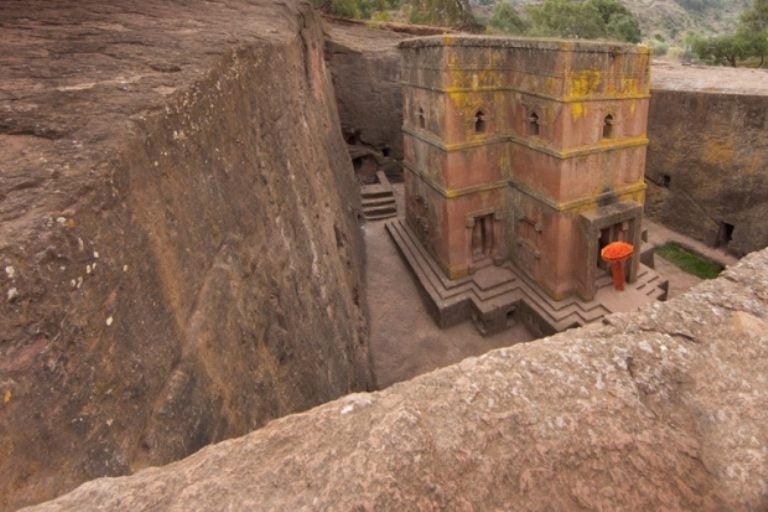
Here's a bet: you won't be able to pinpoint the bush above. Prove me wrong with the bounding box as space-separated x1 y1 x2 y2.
524 0 642 42
488 2 528 34
371 10 391 21
653 41 669 56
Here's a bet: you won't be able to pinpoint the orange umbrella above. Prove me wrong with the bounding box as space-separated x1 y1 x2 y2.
601 241 634 291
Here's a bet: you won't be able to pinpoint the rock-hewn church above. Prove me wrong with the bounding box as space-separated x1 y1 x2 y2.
388 36 667 335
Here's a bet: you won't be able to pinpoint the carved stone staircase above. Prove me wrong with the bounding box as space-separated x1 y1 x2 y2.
360 171 397 221
386 218 668 336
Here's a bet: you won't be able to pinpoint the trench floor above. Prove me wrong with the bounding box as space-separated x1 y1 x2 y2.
365 185 734 389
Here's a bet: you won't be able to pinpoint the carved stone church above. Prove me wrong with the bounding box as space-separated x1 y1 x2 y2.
387 36 667 335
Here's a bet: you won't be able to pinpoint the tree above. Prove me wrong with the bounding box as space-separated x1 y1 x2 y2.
408 0 483 30
488 2 528 34
692 33 749 66
692 0 768 66
590 0 642 42
740 0 768 32
524 0 642 42
739 0 768 64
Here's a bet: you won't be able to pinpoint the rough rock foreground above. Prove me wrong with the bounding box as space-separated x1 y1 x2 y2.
29 249 768 511
0 1 373 509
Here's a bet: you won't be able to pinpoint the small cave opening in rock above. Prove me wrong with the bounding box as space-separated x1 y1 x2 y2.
662 174 671 187
505 308 516 327
716 221 735 247
353 154 379 184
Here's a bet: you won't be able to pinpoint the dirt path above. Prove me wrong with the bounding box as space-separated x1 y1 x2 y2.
364 220 534 388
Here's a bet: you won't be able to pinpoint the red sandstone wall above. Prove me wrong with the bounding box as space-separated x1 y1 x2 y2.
0 2 373 509
646 89 768 256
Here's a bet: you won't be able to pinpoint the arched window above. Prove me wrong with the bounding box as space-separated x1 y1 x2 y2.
528 111 540 136
602 114 614 139
418 107 426 129
474 110 486 133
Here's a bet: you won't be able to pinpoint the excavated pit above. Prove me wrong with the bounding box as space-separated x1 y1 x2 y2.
1 6 767 511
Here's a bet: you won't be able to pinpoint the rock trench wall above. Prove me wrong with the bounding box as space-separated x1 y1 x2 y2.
325 22 409 181
27 247 768 512
0 2 373 509
645 89 768 256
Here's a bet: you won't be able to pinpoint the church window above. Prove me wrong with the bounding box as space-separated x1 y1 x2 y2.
602 114 614 139
528 111 540 136
474 110 486 133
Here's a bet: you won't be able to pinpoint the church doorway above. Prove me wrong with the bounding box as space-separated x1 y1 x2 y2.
471 214 494 262
596 220 632 273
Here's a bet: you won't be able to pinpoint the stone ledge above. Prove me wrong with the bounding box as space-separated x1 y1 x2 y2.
399 35 650 55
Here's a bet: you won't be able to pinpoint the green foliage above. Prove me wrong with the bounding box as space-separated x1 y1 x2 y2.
524 0 641 42
605 11 642 42
311 0 401 19
526 0 604 39
488 2 529 34
690 0 768 66
371 10 392 21
407 0 480 28
651 40 669 55
740 0 768 31
655 243 724 279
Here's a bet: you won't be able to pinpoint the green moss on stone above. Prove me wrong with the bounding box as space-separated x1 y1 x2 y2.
656 242 724 279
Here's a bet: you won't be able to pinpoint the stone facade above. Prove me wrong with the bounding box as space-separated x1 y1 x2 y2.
400 36 651 301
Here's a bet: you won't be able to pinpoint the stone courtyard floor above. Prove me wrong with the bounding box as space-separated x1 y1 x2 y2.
365 184 740 388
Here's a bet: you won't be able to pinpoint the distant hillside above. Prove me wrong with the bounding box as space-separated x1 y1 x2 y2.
472 0 750 43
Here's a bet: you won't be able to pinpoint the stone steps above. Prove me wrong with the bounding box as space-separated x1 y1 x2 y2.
386 218 631 334
360 171 397 221
362 196 396 208
391 221 609 323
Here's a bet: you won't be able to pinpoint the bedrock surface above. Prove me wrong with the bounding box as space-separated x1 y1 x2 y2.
29 248 768 511
646 63 768 256
0 1 373 509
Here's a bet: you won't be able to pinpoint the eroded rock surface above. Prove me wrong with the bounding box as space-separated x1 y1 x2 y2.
647 62 768 255
325 21 408 168
29 249 768 511
0 1 373 509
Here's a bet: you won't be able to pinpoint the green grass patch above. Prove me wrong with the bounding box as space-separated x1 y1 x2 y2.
655 242 724 279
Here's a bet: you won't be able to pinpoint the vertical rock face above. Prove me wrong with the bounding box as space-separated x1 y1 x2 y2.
0 1 373 509
325 21 407 162
646 65 768 256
